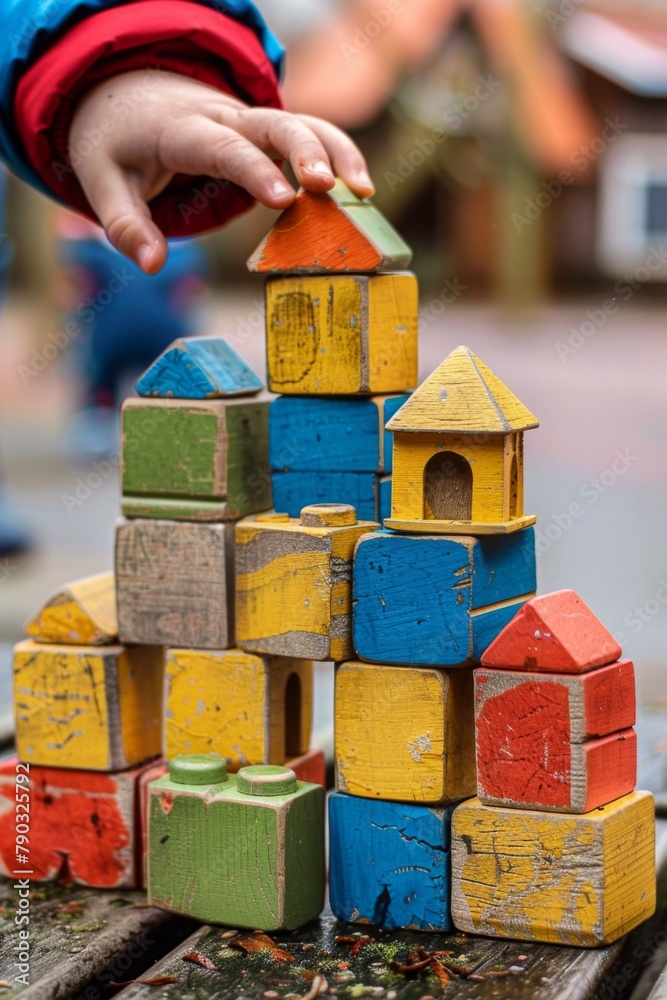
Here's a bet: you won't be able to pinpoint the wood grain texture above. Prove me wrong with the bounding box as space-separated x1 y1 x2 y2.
121 396 271 521
0 755 158 887
475 662 637 811
135 336 263 398
270 469 378 521
328 792 455 931
352 529 536 667
335 661 476 804
23 571 117 645
387 431 534 534
165 647 312 768
386 346 539 434
269 394 409 474
13 640 163 770
247 179 413 273
451 792 656 946
481 589 623 673
137 758 168 888
265 274 418 395
236 510 380 661
115 517 235 649
147 766 325 929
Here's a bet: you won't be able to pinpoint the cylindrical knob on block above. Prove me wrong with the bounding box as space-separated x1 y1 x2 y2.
300 503 356 528
169 753 228 785
256 511 291 523
237 765 298 796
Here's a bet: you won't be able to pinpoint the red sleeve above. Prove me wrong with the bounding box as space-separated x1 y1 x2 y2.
15 0 283 236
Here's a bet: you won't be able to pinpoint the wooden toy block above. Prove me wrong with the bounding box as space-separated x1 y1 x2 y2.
23 571 117 645
328 791 455 931
137 758 168 887
269 394 409 474
265 273 418 395
451 791 656 946
236 504 380 660
165 647 312 769
135 336 263 398
121 396 271 521
378 474 392 522
115 517 235 649
353 528 536 667
13 639 163 771
286 748 327 788
385 346 538 534
270 470 378 521
148 757 325 930
335 661 475 804
247 179 413 273
475 661 637 811
0 755 156 887
481 589 623 673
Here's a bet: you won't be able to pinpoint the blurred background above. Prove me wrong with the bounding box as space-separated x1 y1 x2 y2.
1 0 666 765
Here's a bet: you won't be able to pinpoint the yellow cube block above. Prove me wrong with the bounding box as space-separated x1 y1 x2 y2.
236 505 380 661
451 792 656 946
265 273 418 395
165 647 312 769
335 661 476 804
13 640 164 770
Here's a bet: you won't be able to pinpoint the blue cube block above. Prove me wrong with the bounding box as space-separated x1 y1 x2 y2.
329 792 454 931
353 527 536 666
270 470 378 521
269 395 409 474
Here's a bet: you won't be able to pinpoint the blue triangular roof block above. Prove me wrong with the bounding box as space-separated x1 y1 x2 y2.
135 337 264 398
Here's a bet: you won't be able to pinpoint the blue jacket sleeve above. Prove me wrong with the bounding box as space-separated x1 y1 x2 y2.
0 0 283 197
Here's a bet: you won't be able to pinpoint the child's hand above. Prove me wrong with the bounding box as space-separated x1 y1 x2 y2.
69 69 374 274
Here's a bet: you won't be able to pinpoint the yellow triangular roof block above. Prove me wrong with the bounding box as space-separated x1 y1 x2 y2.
24 571 118 645
386 346 539 434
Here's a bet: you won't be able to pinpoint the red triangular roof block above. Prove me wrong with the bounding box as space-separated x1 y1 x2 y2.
481 589 622 673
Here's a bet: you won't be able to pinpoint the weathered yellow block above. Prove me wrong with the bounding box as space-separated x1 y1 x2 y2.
451 792 656 946
265 273 418 395
165 647 312 769
335 661 476 804
236 505 379 660
13 640 163 770
24 572 117 645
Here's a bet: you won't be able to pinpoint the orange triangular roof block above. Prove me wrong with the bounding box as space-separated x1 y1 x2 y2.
247 179 412 273
386 346 538 434
481 589 622 673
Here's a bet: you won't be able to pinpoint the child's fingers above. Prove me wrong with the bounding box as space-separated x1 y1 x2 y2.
297 115 375 197
75 160 167 273
157 117 296 209
238 109 337 191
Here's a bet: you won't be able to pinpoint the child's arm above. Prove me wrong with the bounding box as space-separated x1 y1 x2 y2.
2 0 372 272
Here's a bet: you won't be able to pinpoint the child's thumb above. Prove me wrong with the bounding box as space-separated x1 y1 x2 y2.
75 161 168 274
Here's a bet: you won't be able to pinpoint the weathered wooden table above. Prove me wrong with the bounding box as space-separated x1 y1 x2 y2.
1 708 666 1000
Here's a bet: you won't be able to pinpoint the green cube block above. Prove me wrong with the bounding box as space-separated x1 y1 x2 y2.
147 757 325 930
121 397 271 520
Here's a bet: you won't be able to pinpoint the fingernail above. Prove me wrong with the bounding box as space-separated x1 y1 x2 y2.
271 179 294 199
309 159 334 177
355 170 374 193
138 243 154 271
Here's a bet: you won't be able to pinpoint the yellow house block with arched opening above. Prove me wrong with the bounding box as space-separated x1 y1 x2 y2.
385 346 538 534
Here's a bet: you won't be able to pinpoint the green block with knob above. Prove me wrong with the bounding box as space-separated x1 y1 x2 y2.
147 755 325 930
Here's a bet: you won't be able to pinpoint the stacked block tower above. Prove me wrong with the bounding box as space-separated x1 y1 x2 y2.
451 589 655 946
0 573 164 887
0 181 657 947
329 346 539 931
